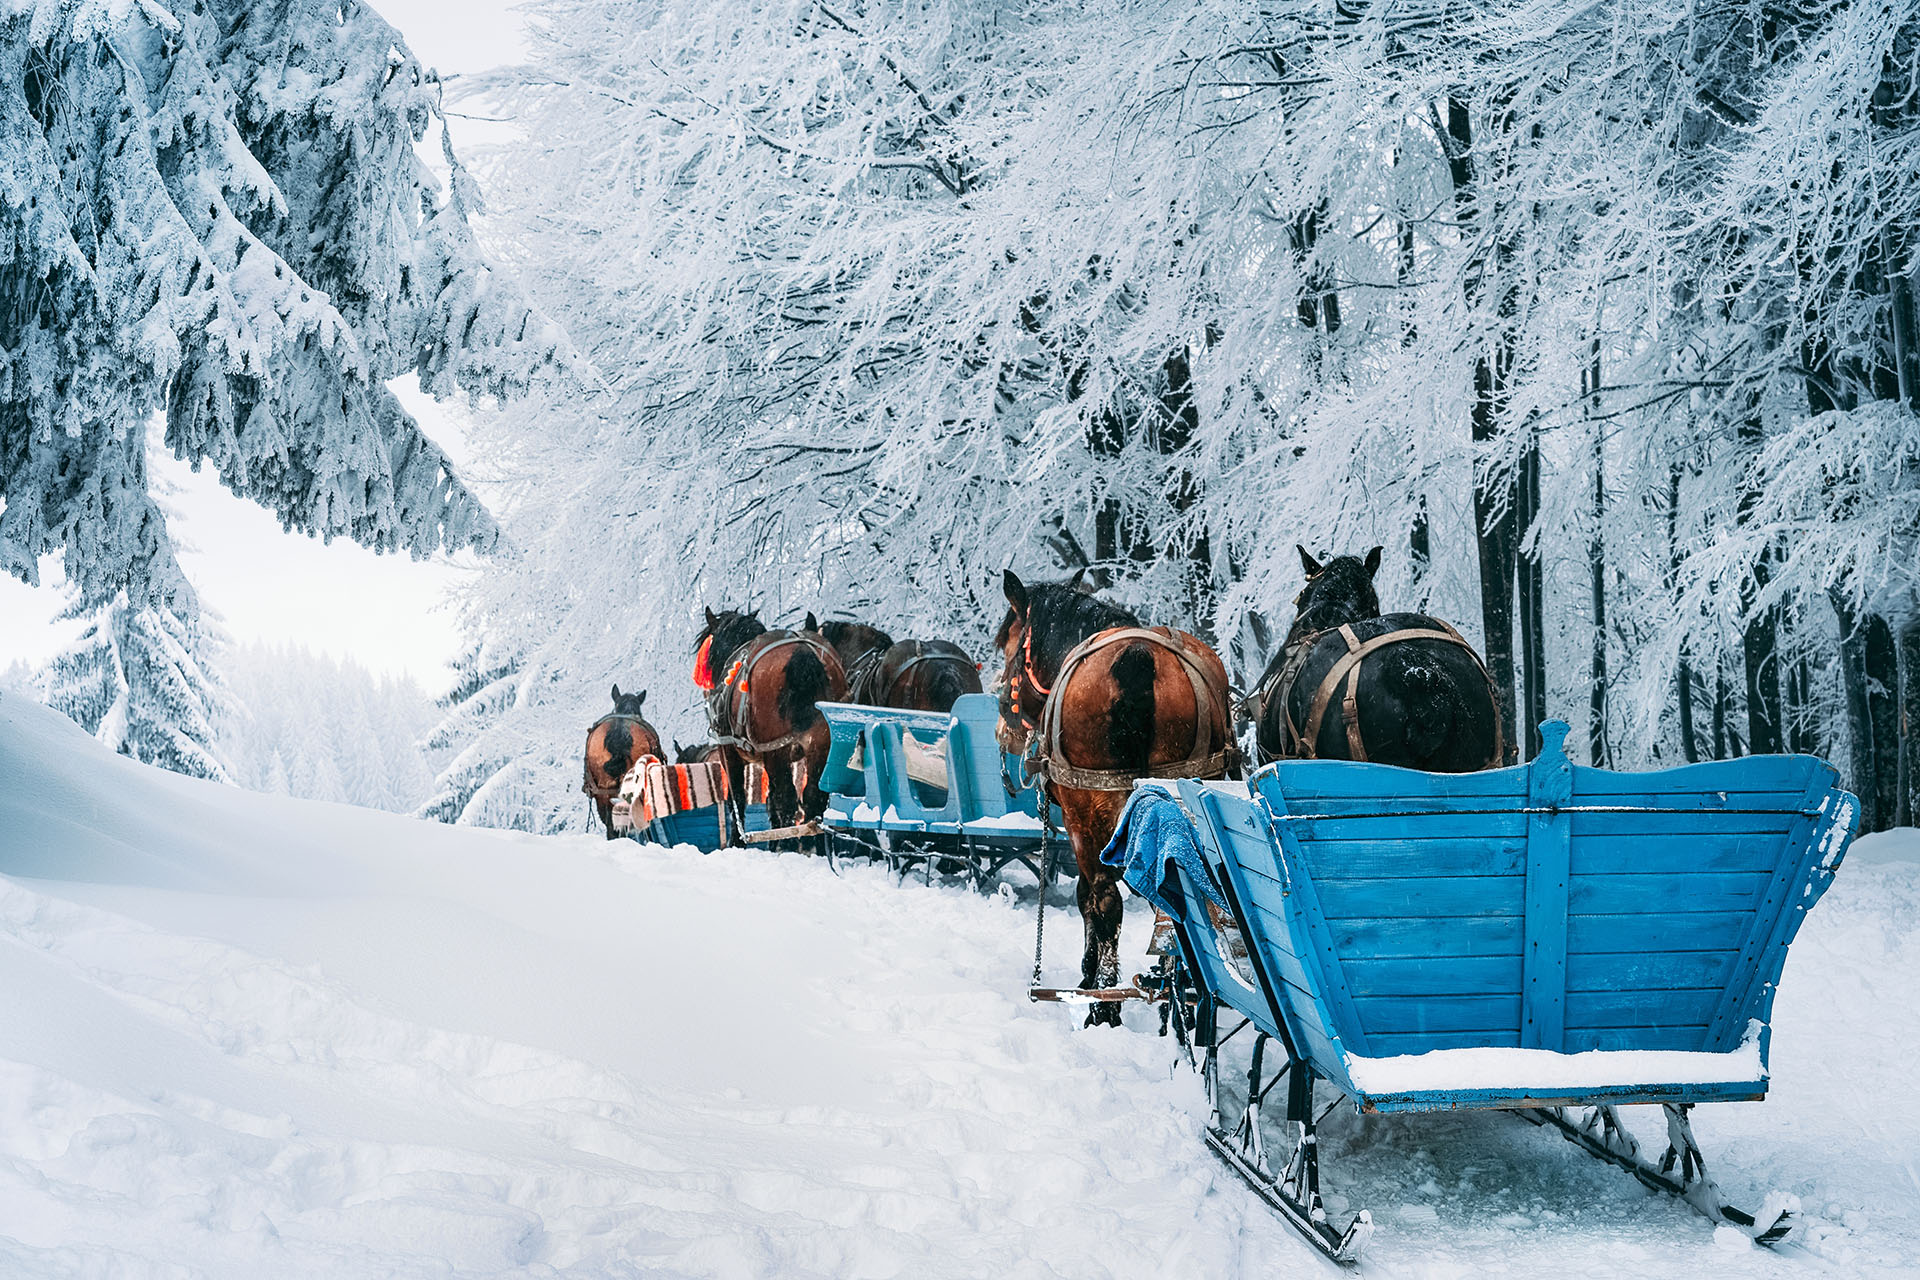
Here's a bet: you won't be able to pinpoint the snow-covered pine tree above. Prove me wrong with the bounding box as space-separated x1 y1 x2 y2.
42 590 233 782
0 0 577 616
417 639 533 829
220 641 438 812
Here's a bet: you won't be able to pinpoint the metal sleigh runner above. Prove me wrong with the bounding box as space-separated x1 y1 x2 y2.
1104 719 1858 1264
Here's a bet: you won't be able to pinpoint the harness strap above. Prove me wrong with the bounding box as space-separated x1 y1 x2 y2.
1033 626 1234 794
875 643 973 707
845 645 889 705
707 633 839 756
1297 621 1481 761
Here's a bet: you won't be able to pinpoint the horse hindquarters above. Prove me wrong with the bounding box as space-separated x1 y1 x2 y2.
1361 640 1499 771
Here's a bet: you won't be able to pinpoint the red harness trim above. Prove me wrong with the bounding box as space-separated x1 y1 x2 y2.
1022 625 1053 697
693 636 716 691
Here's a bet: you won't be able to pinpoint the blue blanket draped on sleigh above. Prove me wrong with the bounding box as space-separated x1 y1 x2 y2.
1098 784 1228 915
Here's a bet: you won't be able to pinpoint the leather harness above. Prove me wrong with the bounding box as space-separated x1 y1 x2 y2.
1029 626 1238 793
859 641 974 708
1268 617 1504 767
706 632 840 756
581 713 659 801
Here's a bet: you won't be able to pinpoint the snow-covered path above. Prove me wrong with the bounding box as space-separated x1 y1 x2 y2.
1 694 1916 1278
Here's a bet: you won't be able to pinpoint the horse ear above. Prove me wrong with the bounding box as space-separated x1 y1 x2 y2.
1297 545 1323 577
1364 545 1383 577
635 689 646 707
1067 565 1088 590
805 611 819 632
705 606 719 629
1003 569 1029 611
611 683 621 702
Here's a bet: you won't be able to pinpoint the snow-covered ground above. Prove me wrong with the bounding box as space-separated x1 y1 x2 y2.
1 691 1916 1278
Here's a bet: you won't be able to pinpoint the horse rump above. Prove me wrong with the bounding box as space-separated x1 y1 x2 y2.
775 641 831 733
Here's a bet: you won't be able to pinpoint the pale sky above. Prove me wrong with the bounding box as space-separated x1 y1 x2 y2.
0 2 531 689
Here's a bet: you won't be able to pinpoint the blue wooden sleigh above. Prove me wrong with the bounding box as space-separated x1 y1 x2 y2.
817 694 1063 885
1106 721 1857 1263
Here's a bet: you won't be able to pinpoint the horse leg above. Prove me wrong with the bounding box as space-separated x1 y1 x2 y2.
766 753 801 832
596 796 617 841
1065 805 1126 1028
798 723 831 823
722 747 750 844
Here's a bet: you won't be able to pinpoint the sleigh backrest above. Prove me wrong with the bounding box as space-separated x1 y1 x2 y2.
818 695 1021 830
1212 722 1855 1076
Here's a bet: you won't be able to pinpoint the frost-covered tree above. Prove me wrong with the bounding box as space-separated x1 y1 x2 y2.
42 589 232 781
417 638 545 829
220 641 438 812
456 0 1920 827
0 0 575 614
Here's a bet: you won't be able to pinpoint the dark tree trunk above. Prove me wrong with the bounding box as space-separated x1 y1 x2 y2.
1867 613 1900 828
1586 340 1609 765
1677 652 1699 763
1157 343 1214 635
1736 407 1784 756
1712 664 1730 760
1517 428 1546 759
1831 592 1879 829
1667 463 1697 762
1901 618 1920 827
1443 95 1520 765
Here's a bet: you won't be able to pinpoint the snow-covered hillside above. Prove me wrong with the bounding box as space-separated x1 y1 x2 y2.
0 691 1916 1277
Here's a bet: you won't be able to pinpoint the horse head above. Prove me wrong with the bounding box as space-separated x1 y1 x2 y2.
608 684 648 718
698 606 769 677
1287 545 1383 646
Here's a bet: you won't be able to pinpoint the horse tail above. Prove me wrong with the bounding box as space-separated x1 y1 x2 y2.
604 717 634 781
777 644 830 732
1108 641 1158 773
923 659 973 713
1385 648 1459 761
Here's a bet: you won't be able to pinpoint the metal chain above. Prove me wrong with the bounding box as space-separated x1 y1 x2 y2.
1030 794 1058 988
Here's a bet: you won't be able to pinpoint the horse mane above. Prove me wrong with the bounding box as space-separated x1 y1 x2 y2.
699 609 768 669
1020 580 1138 675
820 620 894 658
1288 556 1381 645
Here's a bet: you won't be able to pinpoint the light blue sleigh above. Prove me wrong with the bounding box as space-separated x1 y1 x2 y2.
1106 720 1857 1262
816 693 1061 885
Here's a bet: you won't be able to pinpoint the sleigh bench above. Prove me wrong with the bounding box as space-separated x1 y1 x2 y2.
1106 720 1857 1262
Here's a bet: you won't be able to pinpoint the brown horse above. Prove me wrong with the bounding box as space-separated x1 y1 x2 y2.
808 615 893 702
862 640 984 712
1251 547 1502 769
697 608 850 833
583 685 664 839
994 571 1237 1026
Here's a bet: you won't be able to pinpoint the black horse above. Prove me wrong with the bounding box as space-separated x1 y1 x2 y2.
1252 547 1502 770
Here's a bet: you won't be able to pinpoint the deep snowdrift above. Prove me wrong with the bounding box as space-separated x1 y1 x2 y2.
0 691 1916 1278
